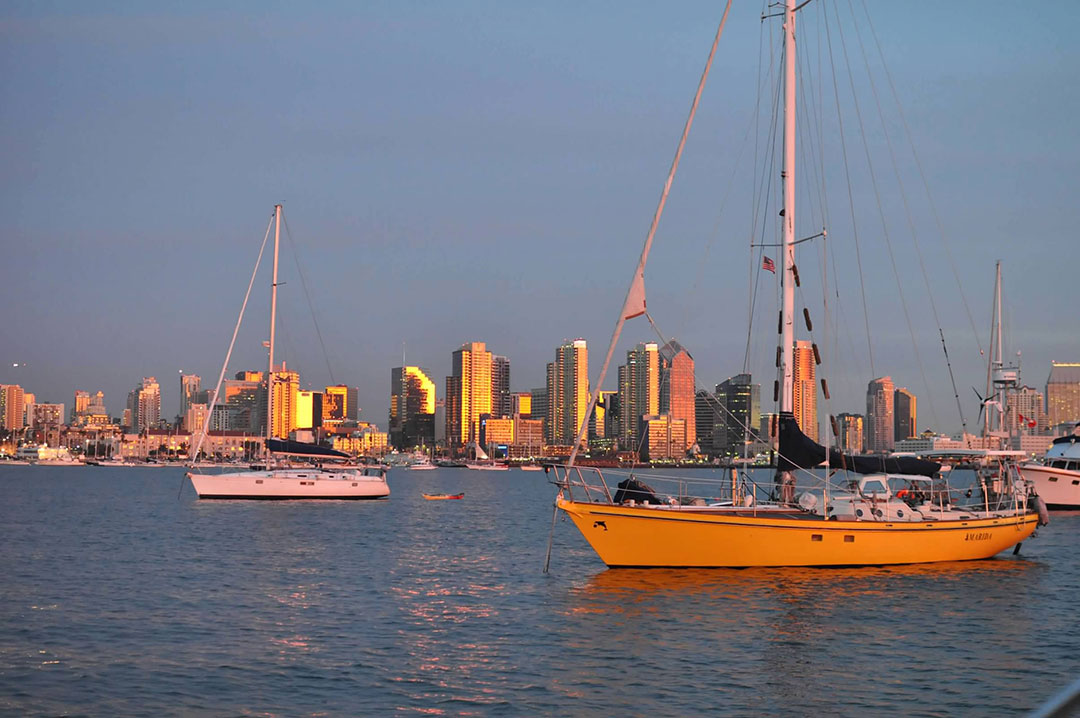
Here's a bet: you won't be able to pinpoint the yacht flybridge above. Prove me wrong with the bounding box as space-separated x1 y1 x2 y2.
545 0 1045 569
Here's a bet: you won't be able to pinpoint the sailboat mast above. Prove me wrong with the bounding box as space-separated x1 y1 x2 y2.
267 204 282 441
780 0 797 414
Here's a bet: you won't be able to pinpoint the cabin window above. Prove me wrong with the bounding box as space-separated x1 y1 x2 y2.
844 535 855 543
255 479 263 484
811 534 823 542
1049 477 1058 482
352 483 358 487
1072 480 1079 486
863 480 887 494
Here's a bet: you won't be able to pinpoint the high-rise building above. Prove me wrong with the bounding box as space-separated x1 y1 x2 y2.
180 374 202 418
894 388 917 442
221 372 263 434
445 342 493 448
592 390 618 440
695 389 719 454
0 384 26 431
617 342 658 451
837 413 864 454
546 340 589 447
492 355 511 418
296 390 322 430
72 390 90 422
1007 385 1047 436
389 366 437 450
128 377 161 433
1046 362 1080 427
793 340 817 442
270 365 299 439
715 374 761 456
641 414 687 461
324 385 359 425
530 388 548 442
32 403 65 428
511 392 532 418
659 340 695 450
866 376 895 452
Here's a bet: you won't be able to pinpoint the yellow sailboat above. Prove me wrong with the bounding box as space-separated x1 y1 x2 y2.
547 0 1046 569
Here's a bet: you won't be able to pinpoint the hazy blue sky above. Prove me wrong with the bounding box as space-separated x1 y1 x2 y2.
1 1 1076 434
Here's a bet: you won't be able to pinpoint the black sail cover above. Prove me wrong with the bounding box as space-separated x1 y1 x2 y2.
266 438 350 459
776 413 940 477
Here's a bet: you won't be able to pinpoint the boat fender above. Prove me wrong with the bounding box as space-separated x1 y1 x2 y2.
1034 495 1050 526
743 494 755 508
797 492 818 511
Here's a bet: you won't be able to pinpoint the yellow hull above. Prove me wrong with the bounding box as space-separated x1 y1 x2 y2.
557 496 1039 568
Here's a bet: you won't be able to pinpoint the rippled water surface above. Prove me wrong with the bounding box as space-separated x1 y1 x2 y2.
1 466 1077 716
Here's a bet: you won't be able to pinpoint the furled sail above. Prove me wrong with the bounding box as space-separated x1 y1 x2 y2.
776 413 940 477
266 438 350 459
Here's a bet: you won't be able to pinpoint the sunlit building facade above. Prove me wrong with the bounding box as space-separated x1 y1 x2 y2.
1047 362 1080 427
0 384 26 431
492 355 511 418
324 385 359 426
659 340 695 451
269 365 299 439
127 377 161 433
546 340 589 447
390 366 437 450
866 376 895 452
445 342 493 449
715 374 761 457
180 374 201 418
1007 385 1047 436
641 414 687 461
837 412 864 454
793 340 818 442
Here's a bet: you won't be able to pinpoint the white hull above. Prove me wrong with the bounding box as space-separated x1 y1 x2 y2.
407 463 436 471
187 467 389 500
466 462 509 471
1021 462 1080 509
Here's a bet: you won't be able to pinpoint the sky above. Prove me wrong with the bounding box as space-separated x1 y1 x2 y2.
1 0 1077 435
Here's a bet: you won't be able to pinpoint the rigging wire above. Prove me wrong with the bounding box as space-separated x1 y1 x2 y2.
186 215 274 480
857 0 985 361
822 1 875 378
846 0 943 431
282 213 336 386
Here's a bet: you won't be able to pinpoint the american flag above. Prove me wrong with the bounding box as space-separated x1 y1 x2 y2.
762 256 775 273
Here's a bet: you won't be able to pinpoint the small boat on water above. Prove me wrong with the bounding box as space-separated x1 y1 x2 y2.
423 492 464 500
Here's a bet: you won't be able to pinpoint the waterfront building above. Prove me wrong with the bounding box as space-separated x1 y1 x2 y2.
79 391 109 427
715 374 761 457
296 390 322 430
1007 385 1048 436
866 377 895 452
185 404 209 436
695 389 719 454
592 390 618 440
640 414 687 461
220 372 263 434
530 388 548 439
511 392 532 418
511 417 544 458
331 426 389 456
1046 362 1080 427
659 340 695 450
894 388 917 443
445 341 493 449
793 340 818 442
837 413 864 454
389 366 437 450
127 377 161 434
546 340 589 447
617 342 658 452
32 403 65 428
269 365 299 439
492 355 511 418
0 384 26 431
180 374 201 418
73 391 90 422
324 385 359 426
480 415 515 453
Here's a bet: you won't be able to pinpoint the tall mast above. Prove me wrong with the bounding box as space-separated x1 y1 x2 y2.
780 0 797 414
267 204 281 441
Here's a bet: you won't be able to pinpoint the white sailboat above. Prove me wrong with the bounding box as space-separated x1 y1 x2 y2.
187 205 389 500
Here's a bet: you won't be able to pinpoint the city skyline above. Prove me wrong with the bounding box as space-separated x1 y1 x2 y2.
1 2 1077 435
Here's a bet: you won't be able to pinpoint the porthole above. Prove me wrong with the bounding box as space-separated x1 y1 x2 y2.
856 508 864 517
844 535 855 543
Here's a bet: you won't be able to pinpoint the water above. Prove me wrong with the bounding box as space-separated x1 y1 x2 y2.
0 465 1077 717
